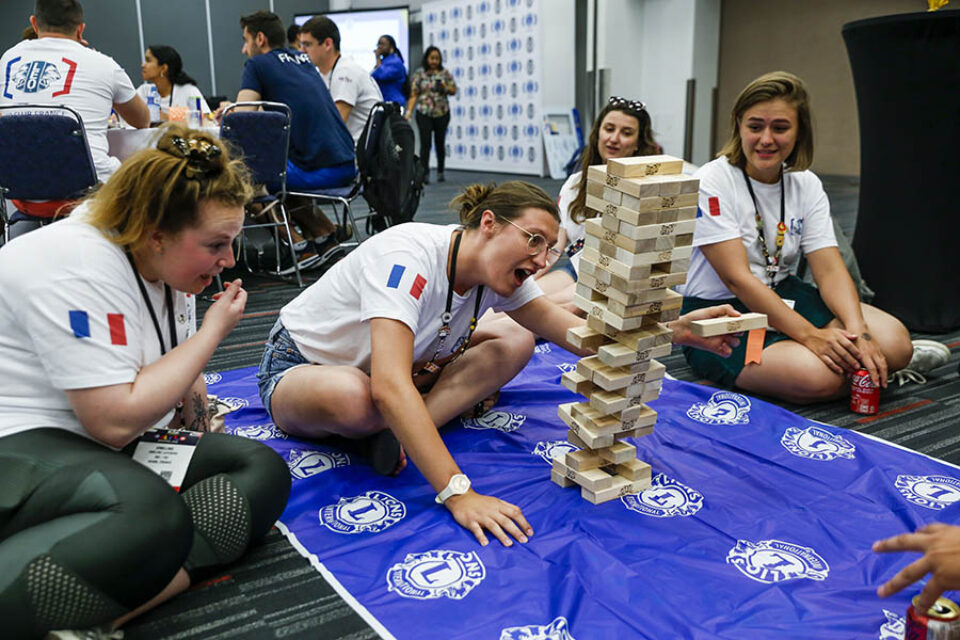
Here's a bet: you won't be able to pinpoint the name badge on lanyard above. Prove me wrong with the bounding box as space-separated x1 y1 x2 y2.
132 428 202 491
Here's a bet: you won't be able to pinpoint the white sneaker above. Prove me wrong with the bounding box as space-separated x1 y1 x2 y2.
888 339 951 386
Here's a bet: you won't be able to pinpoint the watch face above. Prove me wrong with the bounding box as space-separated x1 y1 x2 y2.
451 474 470 493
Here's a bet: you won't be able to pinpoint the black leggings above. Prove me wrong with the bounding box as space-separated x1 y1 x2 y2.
415 111 451 174
0 429 290 638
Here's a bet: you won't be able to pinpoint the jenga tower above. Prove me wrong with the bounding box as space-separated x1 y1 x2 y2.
552 155 698 504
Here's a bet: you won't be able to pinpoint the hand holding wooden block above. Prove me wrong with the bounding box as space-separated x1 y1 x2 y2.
688 312 768 337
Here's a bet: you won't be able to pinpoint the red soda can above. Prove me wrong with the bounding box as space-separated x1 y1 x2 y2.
906 596 960 639
850 368 879 415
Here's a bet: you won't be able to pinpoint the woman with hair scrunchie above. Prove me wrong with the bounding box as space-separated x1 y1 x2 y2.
258 181 741 548
405 45 457 184
538 96 663 313
0 125 290 638
136 44 211 121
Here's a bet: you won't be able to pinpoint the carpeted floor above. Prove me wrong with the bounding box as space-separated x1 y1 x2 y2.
124 169 959 639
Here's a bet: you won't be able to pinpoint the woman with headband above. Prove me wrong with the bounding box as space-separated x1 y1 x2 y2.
259 180 741 549
538 96 663 311
679 71 913 403
0 125 290 637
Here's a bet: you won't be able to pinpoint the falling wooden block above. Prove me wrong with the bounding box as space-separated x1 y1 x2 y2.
688 312 768 337
607 154 684 178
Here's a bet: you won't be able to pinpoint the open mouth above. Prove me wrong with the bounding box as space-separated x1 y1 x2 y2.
514 268 533 287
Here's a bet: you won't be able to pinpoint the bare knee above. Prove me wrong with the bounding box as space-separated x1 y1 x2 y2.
781 373 847 404
273 368 382 438
883 326 914 372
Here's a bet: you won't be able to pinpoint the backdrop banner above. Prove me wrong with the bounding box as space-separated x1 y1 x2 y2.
209 344 960 640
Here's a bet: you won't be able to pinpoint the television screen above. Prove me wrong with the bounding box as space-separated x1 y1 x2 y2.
294 7 410 73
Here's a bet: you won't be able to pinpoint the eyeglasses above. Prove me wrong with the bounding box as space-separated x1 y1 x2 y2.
497 216 562 259
608 96 646 112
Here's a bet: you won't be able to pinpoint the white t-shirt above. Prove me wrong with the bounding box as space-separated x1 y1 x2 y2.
0 206 196 442
0 38 138 182
679 157 837 300
322 55 383 143
135 81 211 117
281 222 542 371
556 172 586 274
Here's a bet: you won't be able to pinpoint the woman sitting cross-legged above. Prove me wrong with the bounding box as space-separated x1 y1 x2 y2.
259 181 741 547
0 125 290 638
679 71 913 404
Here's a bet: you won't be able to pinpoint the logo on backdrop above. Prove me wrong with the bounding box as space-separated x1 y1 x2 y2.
878 609 904 640
533 440 579 464
534 342 552 354
217 397 249 410
287 449 350 480
686 391 751 425
781 426 857 461
203 372 222 385
895 474 960 510
461 410 526 433
386 549 486 600
726 539 829 584
555 362 577 374
231 423 287 441
320 491 405 534
500 616 575 640
622 473 704 518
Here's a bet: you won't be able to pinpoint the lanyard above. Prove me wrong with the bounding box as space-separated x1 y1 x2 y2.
413 230 484 377
126 252 178 355
741 166 786 287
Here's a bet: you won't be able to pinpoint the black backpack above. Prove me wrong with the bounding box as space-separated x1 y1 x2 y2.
357 101 424 233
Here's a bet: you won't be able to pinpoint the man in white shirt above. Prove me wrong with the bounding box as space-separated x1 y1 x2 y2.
299 15 382 143
0 0 149 185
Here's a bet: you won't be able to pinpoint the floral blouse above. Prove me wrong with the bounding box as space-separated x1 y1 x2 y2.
411 68 456 117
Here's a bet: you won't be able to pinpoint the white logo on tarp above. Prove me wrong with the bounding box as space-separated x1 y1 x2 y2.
686 391 751 425
895 475 960 510
203 372 222 385
218 397 249 410
500 616 575 640
555 362 577 374
534 343 552 354
231 423 288 441
622 473 703 518
726 539 829 584
781 426 856 461
532 440 578 464
462 410 526 432
386 549 485 600
287 449 350 480
878 609 904 640
320 491 405 534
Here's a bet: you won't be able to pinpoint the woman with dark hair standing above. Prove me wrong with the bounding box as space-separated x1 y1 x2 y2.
137 44 210 121
371 34 407 106
537 97 662 310
406 45 457 183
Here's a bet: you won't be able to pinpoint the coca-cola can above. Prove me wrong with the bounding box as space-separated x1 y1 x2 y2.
850 368 879 415
906 595 960 639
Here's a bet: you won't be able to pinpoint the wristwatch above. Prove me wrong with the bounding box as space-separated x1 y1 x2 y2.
435 473 471 504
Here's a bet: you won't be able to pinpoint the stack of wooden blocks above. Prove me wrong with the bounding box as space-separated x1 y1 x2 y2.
552 154 699 504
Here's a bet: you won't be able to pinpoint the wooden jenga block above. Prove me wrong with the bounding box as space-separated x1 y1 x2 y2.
677 205 697 221
561 369 594 396
607 154 684 178
581 246 652 281
680 177 700 193
581 256 688 294
688 312 768 337
597 341 672 368
616 459 653 482
597 441 636 464
566 325 609 352
674 233 693 248
581 475 652 504
552 459 612 492
575 282 606 302
585 194 660 228
551 469 577 488
565 448 603 471
588 385 661 416
566 429 589 449
558 402 577 428
606 243 694 269
580 272 671 306
586 179 606 199
600 210 620 231
571 402 622 431
606 289 683 319
577 356 631 391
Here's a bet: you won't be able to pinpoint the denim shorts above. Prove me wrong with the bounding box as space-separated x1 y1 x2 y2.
257 319 311 419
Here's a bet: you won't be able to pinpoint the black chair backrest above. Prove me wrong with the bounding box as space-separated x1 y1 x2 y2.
0 104 97 200
220 102 291 195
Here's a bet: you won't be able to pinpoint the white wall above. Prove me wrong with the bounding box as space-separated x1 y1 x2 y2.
540 0 576 112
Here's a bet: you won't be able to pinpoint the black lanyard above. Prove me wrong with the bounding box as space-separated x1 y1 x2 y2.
413 230 484 377
741 166 786 287
126 252 178 355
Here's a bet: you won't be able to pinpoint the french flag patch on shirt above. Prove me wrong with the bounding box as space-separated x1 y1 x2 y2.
69 310 127 345
386 264 427 300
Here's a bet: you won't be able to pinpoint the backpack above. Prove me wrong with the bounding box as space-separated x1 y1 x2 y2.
356 101 424 233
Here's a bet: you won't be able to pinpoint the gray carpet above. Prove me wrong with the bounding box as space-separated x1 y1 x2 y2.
125 169 959 639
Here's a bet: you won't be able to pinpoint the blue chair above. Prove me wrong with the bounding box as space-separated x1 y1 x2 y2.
0 104 97 242
220 101 304 288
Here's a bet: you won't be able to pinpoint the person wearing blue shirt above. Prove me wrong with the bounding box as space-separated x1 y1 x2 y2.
371 34 407 107
227 11 356 264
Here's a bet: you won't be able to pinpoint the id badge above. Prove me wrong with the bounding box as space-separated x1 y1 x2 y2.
766 299 796 332
132 428 203 491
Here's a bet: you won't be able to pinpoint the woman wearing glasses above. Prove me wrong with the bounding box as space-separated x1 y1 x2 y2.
538 97 662 312
259 181 740 548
